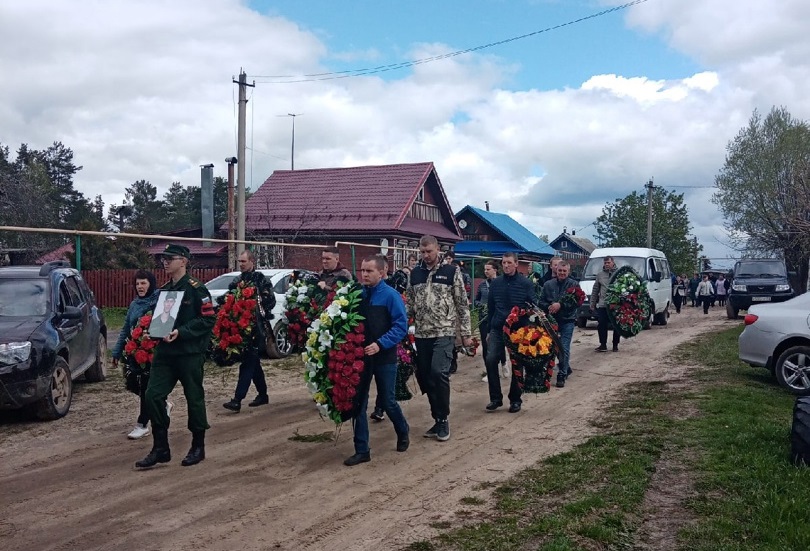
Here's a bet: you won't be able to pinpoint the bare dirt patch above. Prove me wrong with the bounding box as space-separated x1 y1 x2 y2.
0 306 737 550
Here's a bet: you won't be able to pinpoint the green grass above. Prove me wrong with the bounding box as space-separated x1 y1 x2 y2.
405 325 810 551
102 307 127 331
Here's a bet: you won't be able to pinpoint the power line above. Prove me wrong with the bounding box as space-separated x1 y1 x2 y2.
250 0 651 84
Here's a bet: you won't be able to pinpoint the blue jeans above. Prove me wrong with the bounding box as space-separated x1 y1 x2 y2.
353 362 409 455
234 347 267 401
557 321 574 379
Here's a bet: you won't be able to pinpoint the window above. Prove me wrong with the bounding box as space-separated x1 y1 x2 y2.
273 275 290 295
64 277 84 306
560 240 568 249
416 186 424 201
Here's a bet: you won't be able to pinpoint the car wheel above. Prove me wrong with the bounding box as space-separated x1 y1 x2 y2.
726 301 739 320
791 396 810 465
576 317 588 329
36 357 73 420
775 346 810 396
265 322 292 359
85 336 108 382
653 308 669 326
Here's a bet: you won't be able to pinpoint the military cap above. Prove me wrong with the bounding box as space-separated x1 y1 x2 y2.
164 291 179 300
160 243 191 259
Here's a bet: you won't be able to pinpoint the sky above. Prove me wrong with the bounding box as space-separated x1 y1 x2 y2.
2 0 810 269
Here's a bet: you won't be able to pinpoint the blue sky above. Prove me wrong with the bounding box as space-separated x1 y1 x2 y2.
253 0 702 89
2 0 809 269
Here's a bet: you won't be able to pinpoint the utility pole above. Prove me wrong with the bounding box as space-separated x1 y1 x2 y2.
234 70 254 258
279 113 303 170
225 157 237 269
646 178 654 248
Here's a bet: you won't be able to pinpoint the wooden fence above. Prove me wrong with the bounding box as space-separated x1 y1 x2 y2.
82 268 231 308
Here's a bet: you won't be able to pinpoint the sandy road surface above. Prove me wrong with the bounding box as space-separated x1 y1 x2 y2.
0 305 738 551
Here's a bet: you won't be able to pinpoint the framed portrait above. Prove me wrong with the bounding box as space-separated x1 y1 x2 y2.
148 290 184 339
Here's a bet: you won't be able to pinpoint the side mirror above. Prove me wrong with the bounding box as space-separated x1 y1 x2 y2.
789 271 798 278
57 305 83 321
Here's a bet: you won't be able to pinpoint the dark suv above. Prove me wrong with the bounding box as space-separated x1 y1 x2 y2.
727 258 795 319
0 261 107 420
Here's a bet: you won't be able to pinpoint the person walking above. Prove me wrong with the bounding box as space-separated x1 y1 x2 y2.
318 247 353 290
476 261 508 383
112 270 159 440
136 244 215 469
716 273 729 306
539 261 580 388
344 255 410 466
540 256 562 286
672 275 687 314
696 274 714 314
689 273 701 307
590 256 621 352
484 252 536 413
222 250 275 412
406 235 472 442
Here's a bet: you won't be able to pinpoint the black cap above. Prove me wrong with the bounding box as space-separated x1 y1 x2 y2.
160 243 190 259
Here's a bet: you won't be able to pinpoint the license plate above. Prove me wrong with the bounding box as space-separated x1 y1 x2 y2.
752 297 771 302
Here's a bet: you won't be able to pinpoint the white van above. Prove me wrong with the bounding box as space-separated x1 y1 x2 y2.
576 247 673 328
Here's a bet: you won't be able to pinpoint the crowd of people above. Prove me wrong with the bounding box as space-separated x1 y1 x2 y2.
114 239 611 469
673 272 730 315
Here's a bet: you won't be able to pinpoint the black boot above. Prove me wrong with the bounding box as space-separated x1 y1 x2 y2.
181 431 206 467
135 427 171 469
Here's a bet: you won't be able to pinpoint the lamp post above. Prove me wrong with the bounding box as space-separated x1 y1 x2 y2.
284 113 303 170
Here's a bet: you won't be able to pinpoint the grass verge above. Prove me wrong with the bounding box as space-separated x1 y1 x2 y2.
405 325 810 551
102 307 127 332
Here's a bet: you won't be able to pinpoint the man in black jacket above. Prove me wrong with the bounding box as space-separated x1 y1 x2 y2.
539 261 580 388
485 252 536 413
222 250 276 412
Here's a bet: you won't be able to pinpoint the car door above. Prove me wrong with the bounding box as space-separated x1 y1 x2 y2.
64 276 94 369
646 257 662 312
56 280 85 374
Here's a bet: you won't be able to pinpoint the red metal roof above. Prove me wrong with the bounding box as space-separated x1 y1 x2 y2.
36 243 73 264
244 162 461 239
146 242 227 255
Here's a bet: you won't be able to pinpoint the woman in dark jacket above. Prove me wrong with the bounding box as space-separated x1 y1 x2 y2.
112 270 159 440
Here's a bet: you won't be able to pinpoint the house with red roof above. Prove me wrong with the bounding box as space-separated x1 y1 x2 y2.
245 162 463 272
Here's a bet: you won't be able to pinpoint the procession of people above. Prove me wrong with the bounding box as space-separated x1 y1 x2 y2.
118 236 685 470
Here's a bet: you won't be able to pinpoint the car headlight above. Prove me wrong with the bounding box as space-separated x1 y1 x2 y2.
0 341 32 365
776 284 791 292
732 284 747 292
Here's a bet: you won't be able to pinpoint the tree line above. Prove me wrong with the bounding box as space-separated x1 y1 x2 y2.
0 141 241 268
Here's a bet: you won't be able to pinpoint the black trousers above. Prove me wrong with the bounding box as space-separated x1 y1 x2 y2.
137 374 150 426
596 307 621 347
485 330 523 404
673 294 683 313
234 347 267 401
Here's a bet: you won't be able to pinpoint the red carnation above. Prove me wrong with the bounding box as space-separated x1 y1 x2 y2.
242 286 255 298
139 315 151 327
134 350 149 365
124 340 137 354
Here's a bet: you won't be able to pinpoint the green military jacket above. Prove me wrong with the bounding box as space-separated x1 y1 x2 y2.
154 273 215 358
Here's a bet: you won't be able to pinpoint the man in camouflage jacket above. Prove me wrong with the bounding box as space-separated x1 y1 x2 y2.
406 235 472 443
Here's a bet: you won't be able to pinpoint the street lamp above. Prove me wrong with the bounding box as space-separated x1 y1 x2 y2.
280 113 303 170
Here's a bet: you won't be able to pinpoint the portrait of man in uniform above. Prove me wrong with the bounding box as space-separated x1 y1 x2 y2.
148 290 183 339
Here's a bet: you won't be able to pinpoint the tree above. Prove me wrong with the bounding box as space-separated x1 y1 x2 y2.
712 106 810 291
594 187 701 276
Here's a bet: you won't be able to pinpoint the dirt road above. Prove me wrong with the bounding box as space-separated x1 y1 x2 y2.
0 306 738 550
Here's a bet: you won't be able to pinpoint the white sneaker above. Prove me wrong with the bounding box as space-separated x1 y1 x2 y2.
127 424 150 440
482 375 488 382
166 401 174 417
501 364 510 378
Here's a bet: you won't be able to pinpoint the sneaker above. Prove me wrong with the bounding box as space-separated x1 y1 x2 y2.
222 399 241 412
595 345 608 352
370 408 385 421
248 395 269 407
481 375 489 383
423 422 439 438
485 400 503 411
556 378 565 388
501 364 511 378
127 424 150 439
435 419 450 442
612 345 619 352
508 402 522 413
166 401 174 417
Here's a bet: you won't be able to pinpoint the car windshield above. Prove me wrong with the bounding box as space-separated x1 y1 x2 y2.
581 256 647 280
735 261 786 278
205 274 237 290
0 279 49 316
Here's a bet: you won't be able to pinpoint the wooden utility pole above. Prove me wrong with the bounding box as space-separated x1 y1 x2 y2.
234 70 254 258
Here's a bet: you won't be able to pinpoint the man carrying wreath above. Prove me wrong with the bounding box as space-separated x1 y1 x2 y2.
538 260 580 388
222 250 276 412
590 256 621 353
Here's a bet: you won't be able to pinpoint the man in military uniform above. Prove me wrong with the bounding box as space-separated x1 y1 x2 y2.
136 243 216 469
222 250 275 412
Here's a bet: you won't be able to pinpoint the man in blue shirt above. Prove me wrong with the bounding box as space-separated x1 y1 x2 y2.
344 255 410 466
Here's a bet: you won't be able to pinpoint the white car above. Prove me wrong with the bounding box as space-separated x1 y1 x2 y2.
205 269 314 358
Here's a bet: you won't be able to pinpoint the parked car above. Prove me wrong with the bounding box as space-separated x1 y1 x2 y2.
576 247 673 328
738 292 810 395
205 269 314 359
726 258 795 319
0 261 107 420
